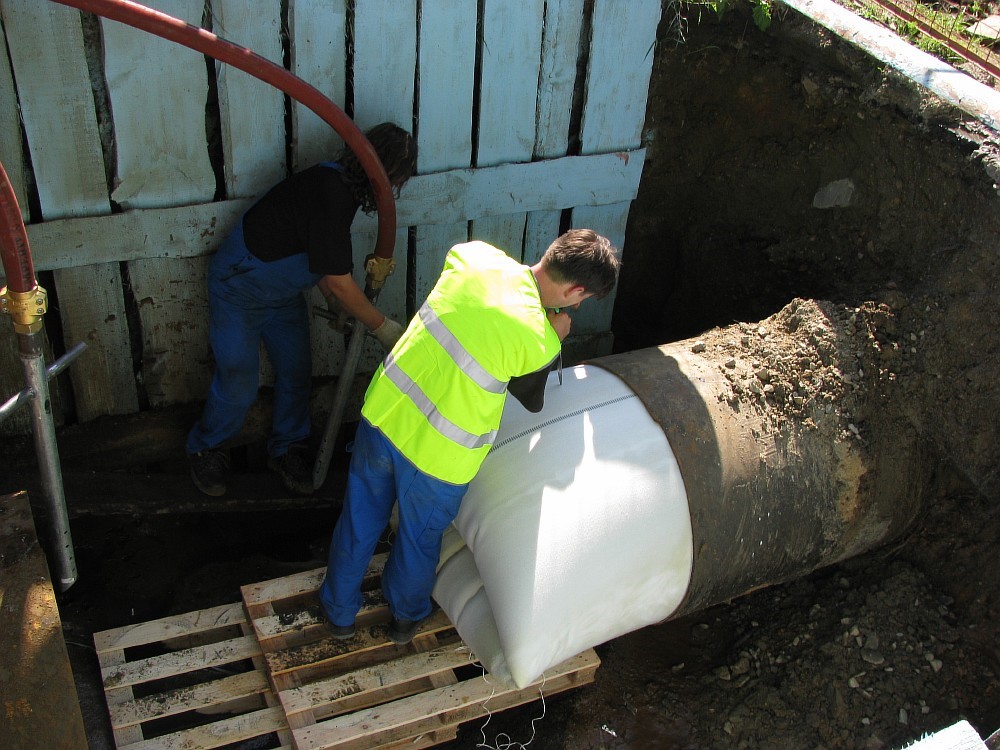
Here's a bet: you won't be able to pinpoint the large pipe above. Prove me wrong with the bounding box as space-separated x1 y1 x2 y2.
591 336 928 618
434 298 930 688
49 0 398 265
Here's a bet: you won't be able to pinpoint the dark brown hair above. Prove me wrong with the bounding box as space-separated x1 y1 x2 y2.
337 122 417 213
541 229 621 299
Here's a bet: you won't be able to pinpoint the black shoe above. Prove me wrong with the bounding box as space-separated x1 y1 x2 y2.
317 603 355 639
327 621 356 639
189 449 230 496
388 616 420 645
267 443 313 495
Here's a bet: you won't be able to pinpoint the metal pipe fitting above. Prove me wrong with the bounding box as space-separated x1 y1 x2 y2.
364 254 397 292
1 285 48 334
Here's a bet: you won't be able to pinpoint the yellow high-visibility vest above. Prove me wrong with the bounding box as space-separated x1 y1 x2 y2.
361 241 561 484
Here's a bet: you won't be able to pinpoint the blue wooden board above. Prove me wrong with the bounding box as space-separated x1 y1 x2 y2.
353 0 417 130
535 0 586 159
478 0 545 167
289 0 348 170
568 201 632 336
417 0 477 172
214 0 287 197
580 0 662 154
414 223 470 308
26 152 645 271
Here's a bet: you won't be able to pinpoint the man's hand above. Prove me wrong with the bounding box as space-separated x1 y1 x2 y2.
372 317 405 351
325 294 351 333
547 308 572 341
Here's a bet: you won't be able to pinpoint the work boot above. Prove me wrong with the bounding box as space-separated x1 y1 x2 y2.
189 449 230 497
388 616 421 645
316 602 355 639
267 443 313 495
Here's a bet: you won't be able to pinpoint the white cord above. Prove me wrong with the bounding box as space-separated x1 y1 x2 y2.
475 666 548 750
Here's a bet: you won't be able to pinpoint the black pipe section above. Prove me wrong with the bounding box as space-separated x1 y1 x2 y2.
591 339 929 618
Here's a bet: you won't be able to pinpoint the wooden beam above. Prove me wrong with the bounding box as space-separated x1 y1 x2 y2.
25 151 646 271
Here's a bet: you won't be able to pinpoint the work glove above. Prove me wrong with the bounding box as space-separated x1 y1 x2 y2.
371 317 404 351
325 294 351 334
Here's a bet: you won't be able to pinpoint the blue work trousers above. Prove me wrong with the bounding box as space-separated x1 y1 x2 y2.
320 419 469 625
186 220 321 458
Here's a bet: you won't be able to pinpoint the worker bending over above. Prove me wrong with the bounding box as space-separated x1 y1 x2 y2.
320 229 620 644
186 123 417 498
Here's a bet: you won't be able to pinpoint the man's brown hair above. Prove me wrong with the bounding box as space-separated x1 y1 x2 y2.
542 229 620 299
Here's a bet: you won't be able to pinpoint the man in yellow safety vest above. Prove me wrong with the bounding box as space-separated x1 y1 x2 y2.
319 229 620 644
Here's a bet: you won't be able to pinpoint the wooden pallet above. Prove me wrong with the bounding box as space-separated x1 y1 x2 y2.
94 554 600 749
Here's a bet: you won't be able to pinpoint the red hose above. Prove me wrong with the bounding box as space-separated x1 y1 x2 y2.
0 161 34 294
49 0 398 260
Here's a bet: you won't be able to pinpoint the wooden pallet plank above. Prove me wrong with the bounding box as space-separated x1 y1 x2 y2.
94 602 247 653
99 647 145 746
279 644 476 721
126 705 287 750
107 670 270 729
264 609 452 676
101 635 261 690
252 588 387 644
242 555 382 627
294 650 599 750
373 727 458 750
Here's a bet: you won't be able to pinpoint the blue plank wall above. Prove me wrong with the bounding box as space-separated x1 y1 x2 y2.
1 0 661 425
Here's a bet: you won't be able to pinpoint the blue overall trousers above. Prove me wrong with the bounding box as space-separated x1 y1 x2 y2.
319 418 469 626
186 218 321 459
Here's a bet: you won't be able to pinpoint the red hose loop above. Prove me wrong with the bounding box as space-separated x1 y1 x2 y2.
0 161 35 294
50 0 398 260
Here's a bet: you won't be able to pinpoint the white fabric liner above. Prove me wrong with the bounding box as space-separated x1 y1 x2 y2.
433 364 694 688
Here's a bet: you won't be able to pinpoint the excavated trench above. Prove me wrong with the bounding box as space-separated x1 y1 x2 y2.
39 3 1000 749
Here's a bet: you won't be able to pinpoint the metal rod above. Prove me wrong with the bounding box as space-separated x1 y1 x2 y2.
0 342 88 422
312 317 369 490
19 331 77 591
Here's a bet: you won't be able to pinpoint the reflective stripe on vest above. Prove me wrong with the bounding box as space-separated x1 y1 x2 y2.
381 348 499 449
361 241 561 483
416 303 507 395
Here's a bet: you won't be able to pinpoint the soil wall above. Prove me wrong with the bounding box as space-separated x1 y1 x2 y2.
616 3 1000 501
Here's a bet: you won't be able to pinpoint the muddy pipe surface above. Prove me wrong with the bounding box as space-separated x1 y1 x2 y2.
590 299 930 617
